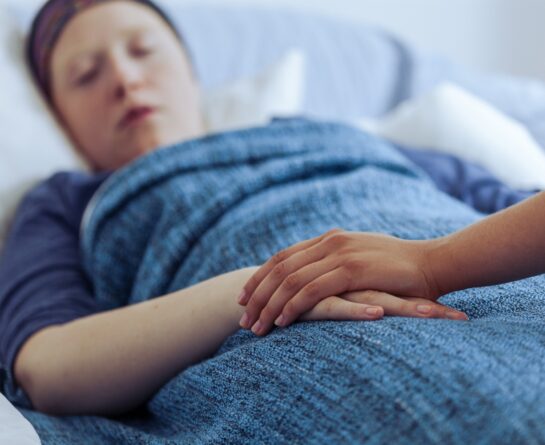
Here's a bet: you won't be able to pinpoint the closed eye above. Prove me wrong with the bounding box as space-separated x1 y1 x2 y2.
76 68 99 86
129 32 158 58
131 46 154 58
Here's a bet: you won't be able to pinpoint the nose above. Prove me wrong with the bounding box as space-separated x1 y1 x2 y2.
109 55 144 101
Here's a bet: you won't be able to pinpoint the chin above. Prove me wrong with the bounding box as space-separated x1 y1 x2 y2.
133 132 164 154
114 144 157 170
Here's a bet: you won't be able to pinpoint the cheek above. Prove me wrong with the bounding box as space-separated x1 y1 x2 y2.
62 94 104 139
163 74 201 125
56 93 111 162
153 52 199 104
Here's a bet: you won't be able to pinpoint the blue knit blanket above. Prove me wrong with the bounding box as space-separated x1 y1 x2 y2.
20 119 545 444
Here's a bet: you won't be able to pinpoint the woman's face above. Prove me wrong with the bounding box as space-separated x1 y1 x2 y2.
49 0 205 171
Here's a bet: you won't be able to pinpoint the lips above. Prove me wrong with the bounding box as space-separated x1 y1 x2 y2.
118 106 155 130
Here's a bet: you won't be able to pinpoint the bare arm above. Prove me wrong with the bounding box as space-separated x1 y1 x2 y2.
429 191 545 295
15 267 256 416
14 265 392 416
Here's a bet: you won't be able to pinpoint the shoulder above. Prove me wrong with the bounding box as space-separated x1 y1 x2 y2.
27 171 109 202
25 171 109 209
17 171 110 229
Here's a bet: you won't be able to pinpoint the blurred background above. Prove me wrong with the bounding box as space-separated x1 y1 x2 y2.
7 0 544 81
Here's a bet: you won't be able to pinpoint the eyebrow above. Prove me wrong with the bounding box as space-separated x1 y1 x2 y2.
64 28 153 66
65 53 100 77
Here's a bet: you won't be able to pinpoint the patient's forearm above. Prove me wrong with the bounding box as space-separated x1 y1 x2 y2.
429 192 545 294
14 267 254 416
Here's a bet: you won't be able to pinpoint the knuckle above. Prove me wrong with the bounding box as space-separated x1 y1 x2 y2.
283 301 297 319
344 258 366 274
244 276 257 291
247 292 267 309
338 266 354 290
326 227 344 237
302 281 321 300
271 250 288 265
271 262 287 279
282 273 300 292
244 299 259 313
325 232 351 248
302 248 316 263
328 232 349 249
260 305 276 321
285 298 307 318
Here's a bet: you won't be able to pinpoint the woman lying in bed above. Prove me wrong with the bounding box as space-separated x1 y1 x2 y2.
0 0 534 417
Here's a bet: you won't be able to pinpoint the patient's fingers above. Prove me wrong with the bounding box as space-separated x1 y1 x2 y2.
301 296 384 322
243 258 344 335
343 291 468 321
276 289 468 332
238 228 342 306
301 292 468 331
251 291 468 337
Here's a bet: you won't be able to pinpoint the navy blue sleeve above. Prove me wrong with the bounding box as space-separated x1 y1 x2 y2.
397 146 538 214
0 171 108 406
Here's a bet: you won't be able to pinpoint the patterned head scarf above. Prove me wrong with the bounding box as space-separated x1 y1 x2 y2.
27 0 185 99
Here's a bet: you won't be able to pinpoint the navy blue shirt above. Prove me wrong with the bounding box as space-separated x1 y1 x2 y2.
0 146 536 405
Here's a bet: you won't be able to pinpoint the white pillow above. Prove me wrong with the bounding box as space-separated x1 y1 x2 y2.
202 49 305 134
0 394 41 445
0 2 306 246
354 83 545 191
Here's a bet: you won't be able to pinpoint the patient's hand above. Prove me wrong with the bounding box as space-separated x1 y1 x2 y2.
300 290 464 327
238 229 467 336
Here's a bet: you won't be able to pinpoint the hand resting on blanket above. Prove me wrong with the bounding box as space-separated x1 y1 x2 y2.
238 228 468 335
240 192 545 336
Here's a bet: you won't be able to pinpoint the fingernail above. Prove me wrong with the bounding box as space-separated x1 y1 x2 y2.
239 312 249 328
416 305 432 314
251 321 262 335
274 315 285 326
366 307 380 316
237 290 247 304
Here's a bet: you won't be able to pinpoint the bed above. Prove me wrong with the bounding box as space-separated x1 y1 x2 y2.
2 2 545 444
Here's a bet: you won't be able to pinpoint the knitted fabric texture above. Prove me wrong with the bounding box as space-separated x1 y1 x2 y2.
19 119 545 444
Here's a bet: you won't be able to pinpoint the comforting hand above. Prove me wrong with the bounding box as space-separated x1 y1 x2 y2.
238 229 465 336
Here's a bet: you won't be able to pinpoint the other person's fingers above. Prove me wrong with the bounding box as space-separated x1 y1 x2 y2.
238 228 343 306
249 268 357 334
242 258 343 334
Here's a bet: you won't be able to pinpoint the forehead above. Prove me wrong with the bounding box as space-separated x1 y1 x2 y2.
51 1 169 63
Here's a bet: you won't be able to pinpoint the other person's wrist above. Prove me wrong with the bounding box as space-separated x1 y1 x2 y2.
422 236 456 299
